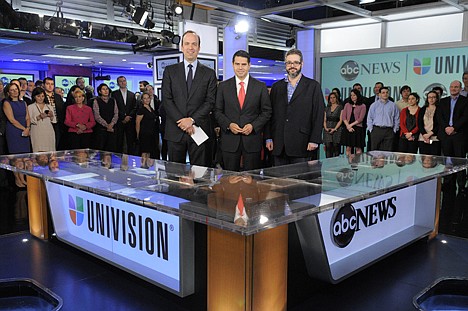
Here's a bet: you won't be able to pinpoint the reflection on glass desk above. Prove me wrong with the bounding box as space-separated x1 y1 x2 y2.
2 149 468 307
1 150 468 236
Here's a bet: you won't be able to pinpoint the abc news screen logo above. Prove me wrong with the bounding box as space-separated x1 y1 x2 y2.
331 197 397 248
340 60 359 81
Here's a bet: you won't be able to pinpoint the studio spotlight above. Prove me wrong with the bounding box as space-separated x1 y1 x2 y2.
147 62 153 68
132 38 161 54
117 30 139 43
80 21 92 38
132 40 147 54
172 35 181 45
171 3 183 16
285 37 295 48
234 19 249 34
56 22 80 36
132 7 149 26
161 29 181 45
130 7 155 29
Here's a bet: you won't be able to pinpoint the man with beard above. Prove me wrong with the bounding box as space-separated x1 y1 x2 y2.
265 48 324 164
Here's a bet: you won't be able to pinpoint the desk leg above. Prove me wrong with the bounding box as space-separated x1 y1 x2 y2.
429 177 442 240
207 225 288 311
26 176 49 240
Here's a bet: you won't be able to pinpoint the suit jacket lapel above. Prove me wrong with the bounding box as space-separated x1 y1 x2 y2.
188 61 203 100
228 78 241 112
241 76 256 110
288 77 305 105
176 62 189 99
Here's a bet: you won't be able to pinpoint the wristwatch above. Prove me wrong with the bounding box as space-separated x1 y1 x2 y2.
190 117 195 125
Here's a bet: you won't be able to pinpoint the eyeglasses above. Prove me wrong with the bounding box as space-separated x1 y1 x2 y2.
285 61 301 66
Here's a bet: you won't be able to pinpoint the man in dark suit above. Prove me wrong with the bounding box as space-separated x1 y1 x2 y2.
162 30 217 167
44 77 65 150
438 80 468 186
112 75 137 155
265 48 324 165
214 50 272 171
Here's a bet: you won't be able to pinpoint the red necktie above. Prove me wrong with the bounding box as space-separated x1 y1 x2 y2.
238 81 245 109
237 193 244 216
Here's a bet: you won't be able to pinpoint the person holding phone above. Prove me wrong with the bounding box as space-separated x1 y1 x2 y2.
28 87 56 152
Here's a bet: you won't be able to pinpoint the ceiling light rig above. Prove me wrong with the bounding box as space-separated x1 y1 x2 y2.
43 1 92 38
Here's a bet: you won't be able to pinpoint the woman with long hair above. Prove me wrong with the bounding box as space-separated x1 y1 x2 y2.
340 89 366 155
399 92 420 154
3 82 31 154
28 87 55 152
418 91 440 155
323 92 343 158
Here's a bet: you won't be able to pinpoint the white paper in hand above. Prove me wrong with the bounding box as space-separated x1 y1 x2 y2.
190 125 209 146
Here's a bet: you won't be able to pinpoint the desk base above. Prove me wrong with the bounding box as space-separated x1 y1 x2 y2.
207 225 288 311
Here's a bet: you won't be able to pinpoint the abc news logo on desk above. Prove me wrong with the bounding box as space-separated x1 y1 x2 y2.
331 196 397 248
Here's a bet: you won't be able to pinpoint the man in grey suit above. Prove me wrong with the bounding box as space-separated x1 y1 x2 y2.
214 50 272 171
162 30 217 166
265 48 324 164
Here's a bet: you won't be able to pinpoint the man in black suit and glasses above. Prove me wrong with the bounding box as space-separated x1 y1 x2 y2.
265 48 324 164
162 30 217 167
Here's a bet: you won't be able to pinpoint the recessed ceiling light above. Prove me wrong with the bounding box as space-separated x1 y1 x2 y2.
80 48 131 55
122 59 127 62
79 64 83 66
98 61 103 64
12 58 33 62
43 54 91 60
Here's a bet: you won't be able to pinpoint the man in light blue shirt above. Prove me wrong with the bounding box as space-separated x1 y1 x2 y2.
367 86 400 151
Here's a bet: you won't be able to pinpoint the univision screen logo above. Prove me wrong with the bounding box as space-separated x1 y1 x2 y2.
69 195 84 226
62 79 70 87
340 60 359 81
413 58 431 75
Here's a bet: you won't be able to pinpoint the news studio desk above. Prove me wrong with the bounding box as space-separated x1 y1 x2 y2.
1 150 466 311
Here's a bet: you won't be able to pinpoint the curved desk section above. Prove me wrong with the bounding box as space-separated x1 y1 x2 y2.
0 150 466 310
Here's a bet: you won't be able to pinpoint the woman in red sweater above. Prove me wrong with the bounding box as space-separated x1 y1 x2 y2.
64 88 96 149
399 92 420 154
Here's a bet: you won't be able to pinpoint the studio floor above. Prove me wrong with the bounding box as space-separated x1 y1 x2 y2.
1 183 468 311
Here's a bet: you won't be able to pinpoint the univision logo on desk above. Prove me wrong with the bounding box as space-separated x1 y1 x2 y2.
331 197 397 248
69 195 85 226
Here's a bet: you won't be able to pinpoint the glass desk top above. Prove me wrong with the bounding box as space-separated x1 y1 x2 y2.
1 149 467 235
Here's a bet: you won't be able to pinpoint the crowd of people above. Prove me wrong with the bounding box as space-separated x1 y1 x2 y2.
325 76 468 160
2 29 468 180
